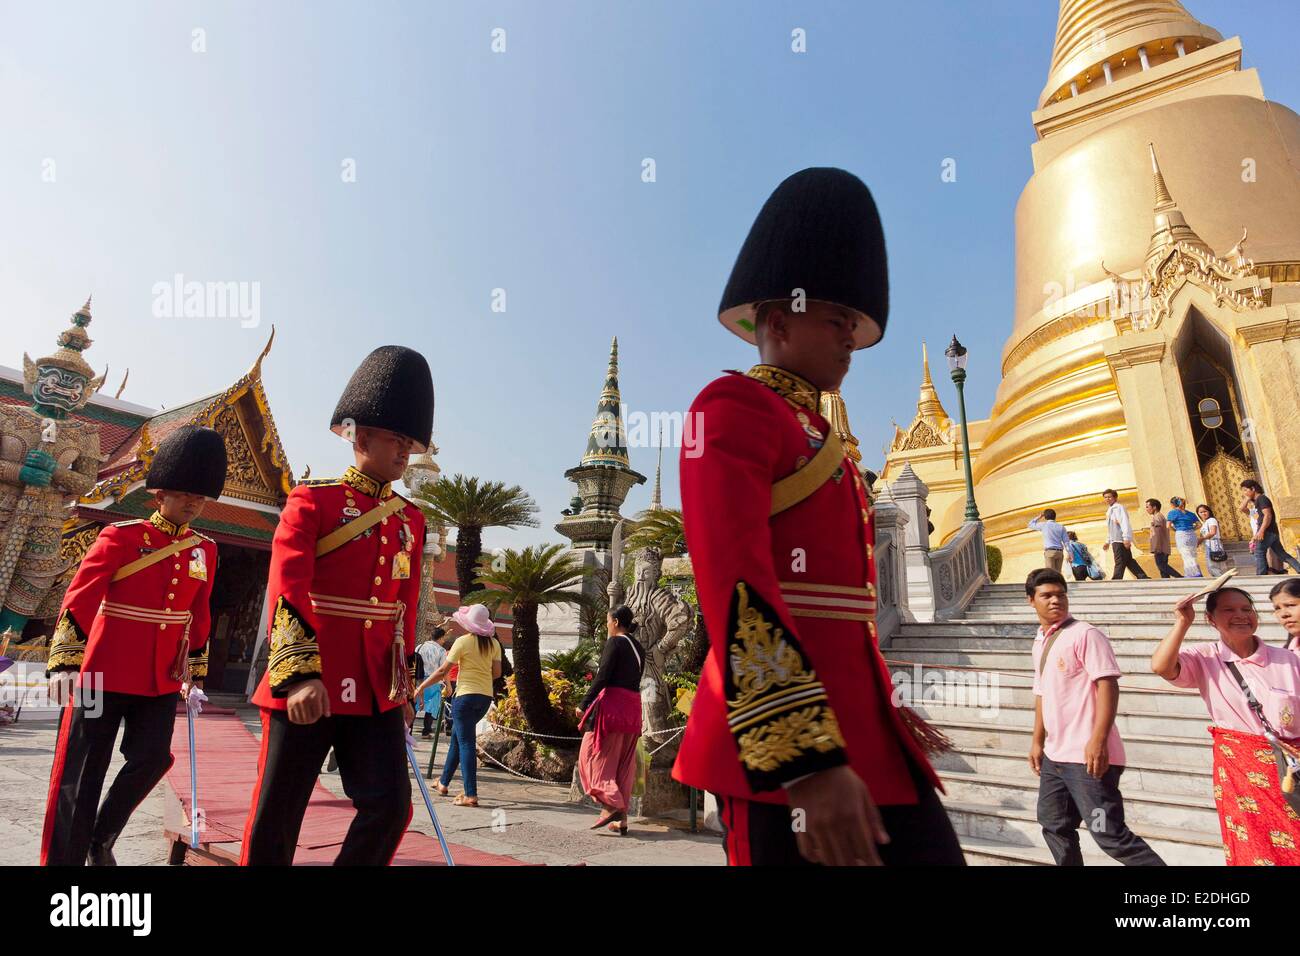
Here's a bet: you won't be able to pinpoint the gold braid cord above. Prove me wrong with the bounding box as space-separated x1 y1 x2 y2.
46 610 87 674
724 582 846 790
267 596 321 696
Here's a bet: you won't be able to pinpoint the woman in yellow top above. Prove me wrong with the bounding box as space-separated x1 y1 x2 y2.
414 605 502 807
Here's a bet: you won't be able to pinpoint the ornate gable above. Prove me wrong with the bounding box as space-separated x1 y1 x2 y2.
81 329 293 507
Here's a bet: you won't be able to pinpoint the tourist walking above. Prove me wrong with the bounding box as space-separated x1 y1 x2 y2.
1028 509 1070 572
1167 497 1202 577
241 346 432 866
415 626 448 738
576 605 645 835
1270 578 1300 653
1144 499 1181 579
1197 505 1231 577
1066 532 1095 582
41 426 226 866
1101 490 1148 580
1243 480 1300 576
1244 498 1283 574
1026 569 1164 866
674 167 963 865
1152 585 1300 864
416 604 501 807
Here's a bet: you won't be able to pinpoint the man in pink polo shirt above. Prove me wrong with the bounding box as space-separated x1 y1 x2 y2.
1026 568 1165 865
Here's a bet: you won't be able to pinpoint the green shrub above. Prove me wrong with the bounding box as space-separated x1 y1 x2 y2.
986 544 1003 582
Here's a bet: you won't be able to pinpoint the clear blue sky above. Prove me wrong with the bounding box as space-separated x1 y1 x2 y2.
3 1 1297 552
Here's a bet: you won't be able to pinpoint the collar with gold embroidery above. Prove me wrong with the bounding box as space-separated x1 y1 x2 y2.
342 466 392 499
149 511 189 537
745 365 820 412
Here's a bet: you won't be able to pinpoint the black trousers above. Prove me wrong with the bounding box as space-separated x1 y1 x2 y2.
1110 542 1148 579
1153 553 1182 578
43 690 178 866
1070 565 1088 581
716 762 965 866
242 706 411 865
1036 756 1164 866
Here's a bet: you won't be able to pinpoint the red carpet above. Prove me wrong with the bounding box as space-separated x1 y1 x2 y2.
166 709 527 865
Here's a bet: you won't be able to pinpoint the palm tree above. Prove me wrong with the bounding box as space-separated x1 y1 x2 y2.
625 507 686 557
465 544 588 741
413 474 540 597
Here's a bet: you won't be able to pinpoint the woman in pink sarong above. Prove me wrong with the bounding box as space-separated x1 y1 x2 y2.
576 605 645 835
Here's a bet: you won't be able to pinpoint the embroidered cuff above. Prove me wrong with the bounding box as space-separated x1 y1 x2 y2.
267 596 321 697
725 581 847 791
188 644 210 681
46 610 88 675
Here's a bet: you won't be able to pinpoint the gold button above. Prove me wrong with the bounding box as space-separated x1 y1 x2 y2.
374 576 382 585
174 564 181 570
160 623 168 630
369 596 378 605
171 578 178 585
364 619 373 629
381 536 388 544
168 593 175 600
163 607 172 614
381 517 389 526
379 556 386 565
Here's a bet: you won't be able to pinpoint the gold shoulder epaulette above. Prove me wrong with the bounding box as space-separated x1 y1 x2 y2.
193 530 215 544
299 478 343 488
111 518 147 528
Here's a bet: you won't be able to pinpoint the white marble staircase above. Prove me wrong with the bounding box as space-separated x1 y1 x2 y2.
887 574 1293 865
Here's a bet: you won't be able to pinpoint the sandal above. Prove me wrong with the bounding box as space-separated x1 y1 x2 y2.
607 812 628 836
452 795 479 807
434 783 449 797
590 809 620 830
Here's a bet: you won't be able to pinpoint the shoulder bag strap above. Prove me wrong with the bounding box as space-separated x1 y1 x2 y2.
1224 660 1282 739
1037 618 1074 676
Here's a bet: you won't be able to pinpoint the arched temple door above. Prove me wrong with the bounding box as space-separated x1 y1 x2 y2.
1180 347 1254 540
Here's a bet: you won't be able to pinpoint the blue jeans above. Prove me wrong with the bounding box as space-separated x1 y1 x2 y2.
439 693 492 797
1256 531 1300 576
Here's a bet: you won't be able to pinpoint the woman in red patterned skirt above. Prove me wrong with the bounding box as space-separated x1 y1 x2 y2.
1152 586 1300 865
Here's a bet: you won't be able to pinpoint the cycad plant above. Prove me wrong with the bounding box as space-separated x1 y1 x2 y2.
466 544 588 740
413 474 540 597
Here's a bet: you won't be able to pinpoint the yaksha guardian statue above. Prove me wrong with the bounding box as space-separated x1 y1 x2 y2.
0 299 105 636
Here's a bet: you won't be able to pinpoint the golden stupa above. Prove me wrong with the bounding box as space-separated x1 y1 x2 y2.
884 0 1300 582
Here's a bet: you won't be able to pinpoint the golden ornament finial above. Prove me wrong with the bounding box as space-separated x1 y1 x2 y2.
820 390 862 464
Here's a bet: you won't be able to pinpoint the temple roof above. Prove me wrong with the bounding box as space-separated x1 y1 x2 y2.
84 329 294 510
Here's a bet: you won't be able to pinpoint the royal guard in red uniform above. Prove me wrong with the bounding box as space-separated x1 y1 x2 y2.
673 167 965 865
41 425 226 865
241 345 431 865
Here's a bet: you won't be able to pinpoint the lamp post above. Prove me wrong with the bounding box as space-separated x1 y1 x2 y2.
945 335 980 522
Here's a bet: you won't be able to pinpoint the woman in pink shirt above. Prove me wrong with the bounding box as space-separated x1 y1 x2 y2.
1152 586 1300 865
1271 579 1300 653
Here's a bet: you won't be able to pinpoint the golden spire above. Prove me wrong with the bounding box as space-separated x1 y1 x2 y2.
1145 143 1213 267
1040 0 1221 108
916 341 950 425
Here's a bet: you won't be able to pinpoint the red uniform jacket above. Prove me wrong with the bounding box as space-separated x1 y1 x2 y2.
251 466 424 716
672 366 939 806
47 512 217 696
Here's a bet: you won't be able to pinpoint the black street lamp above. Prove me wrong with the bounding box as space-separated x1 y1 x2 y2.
945 335 980 522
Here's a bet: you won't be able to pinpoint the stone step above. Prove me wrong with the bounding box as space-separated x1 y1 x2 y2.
942 797 1224 866
896 621 1288 640
958 610 1288 628
893 635 1219 654
980 578 1284 592
934 742 1210 794
884 648 1192 686
939 768 1219 832
887 666 1207 710
926 708 1214 751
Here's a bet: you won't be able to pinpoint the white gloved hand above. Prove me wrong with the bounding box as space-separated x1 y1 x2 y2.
185 685 209 715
